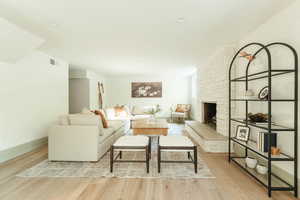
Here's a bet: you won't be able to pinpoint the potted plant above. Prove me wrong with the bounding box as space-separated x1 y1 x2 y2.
147 104 161 118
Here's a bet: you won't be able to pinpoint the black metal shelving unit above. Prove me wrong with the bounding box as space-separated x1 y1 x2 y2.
228 42 298 197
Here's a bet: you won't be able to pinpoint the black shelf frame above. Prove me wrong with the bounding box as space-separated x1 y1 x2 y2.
228 42 298 197
231 118 295 131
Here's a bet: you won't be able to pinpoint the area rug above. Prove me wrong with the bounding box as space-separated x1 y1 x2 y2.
17 125 214 179
17 148 214 179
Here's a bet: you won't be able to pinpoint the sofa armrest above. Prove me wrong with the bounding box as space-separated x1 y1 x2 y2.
48 125 99 161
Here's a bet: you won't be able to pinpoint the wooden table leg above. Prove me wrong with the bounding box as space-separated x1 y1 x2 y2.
158 145 161 173
146 146 149 173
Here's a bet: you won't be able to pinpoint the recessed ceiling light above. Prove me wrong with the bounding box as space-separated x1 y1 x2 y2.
177 18 185 23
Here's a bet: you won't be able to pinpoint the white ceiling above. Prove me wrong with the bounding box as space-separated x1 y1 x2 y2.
0 0 294 76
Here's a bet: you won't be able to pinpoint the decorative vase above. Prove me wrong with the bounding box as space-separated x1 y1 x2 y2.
271 147 281 155
245 157 257 169
256 164 268 175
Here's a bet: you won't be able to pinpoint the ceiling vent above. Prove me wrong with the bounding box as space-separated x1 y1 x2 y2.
50 58 56 66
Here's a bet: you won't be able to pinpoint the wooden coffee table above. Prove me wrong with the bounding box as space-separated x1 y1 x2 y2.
132 119 169 136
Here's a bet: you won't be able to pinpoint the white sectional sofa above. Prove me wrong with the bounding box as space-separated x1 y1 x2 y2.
105 105 154 129
48 114 126 162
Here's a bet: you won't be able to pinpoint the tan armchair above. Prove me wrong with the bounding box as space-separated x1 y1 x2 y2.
171 104 191 122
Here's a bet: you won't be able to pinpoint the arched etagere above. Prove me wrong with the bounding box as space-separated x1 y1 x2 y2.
228 42 298 197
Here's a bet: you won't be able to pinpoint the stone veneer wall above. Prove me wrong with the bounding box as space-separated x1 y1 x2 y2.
196 45 236 137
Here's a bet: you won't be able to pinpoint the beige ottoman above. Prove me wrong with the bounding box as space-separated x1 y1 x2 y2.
158 136 197 173
110 135 150 173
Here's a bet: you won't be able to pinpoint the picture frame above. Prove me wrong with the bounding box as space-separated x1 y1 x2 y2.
258 86 269 100
131 82 162 98
235 125 250 142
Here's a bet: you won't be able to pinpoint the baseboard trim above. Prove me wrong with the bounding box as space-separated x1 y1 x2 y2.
0 137 48 163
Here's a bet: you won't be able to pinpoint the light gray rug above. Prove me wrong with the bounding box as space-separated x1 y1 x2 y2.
17 124 215 179
17 151 214 179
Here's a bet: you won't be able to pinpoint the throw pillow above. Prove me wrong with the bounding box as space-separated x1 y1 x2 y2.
114 105 128 117
59 115 69 125
175 107 186 113
94 109 109 128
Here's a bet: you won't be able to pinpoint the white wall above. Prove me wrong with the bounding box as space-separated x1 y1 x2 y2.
0 51 69 151
196 45 236 136
69 69 106 113
69 79 90 113
106 75 192 117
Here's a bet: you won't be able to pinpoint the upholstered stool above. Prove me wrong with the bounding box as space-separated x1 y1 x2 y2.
110 135 150 173
158 136 197 173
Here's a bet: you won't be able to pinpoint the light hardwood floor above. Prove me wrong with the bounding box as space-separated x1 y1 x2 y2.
0 136 297 199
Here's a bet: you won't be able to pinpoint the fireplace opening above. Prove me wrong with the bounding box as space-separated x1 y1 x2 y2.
203 103 216 129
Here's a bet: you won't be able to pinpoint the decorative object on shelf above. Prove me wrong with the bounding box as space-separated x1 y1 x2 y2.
239 51 255 61
258 86 269 100
245 89 255 99
248 112 268 123
245 157 257 169
131 82 162 98
257 132 277 152
256 164 268 175
271 147 281 155
235 125 250 142
97 82 103 109
100 83 104 93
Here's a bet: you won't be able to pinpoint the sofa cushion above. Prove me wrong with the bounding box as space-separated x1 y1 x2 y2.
68 114 104 135
108 120 124 131
105 108 116 120
132 106 153 115
99 127 115 143
172 112 186 117
59 115 69 125
131 114 152 120
105 108 132 120
69 114 100 126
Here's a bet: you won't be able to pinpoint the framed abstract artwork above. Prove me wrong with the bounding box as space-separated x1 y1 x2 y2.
235 125 250 142
131 82 162 98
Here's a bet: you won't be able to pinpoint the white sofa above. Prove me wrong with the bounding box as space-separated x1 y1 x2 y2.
105 105 154 129
48 114 126 162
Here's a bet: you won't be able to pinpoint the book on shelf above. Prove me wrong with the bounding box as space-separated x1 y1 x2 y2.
257 132 277 152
